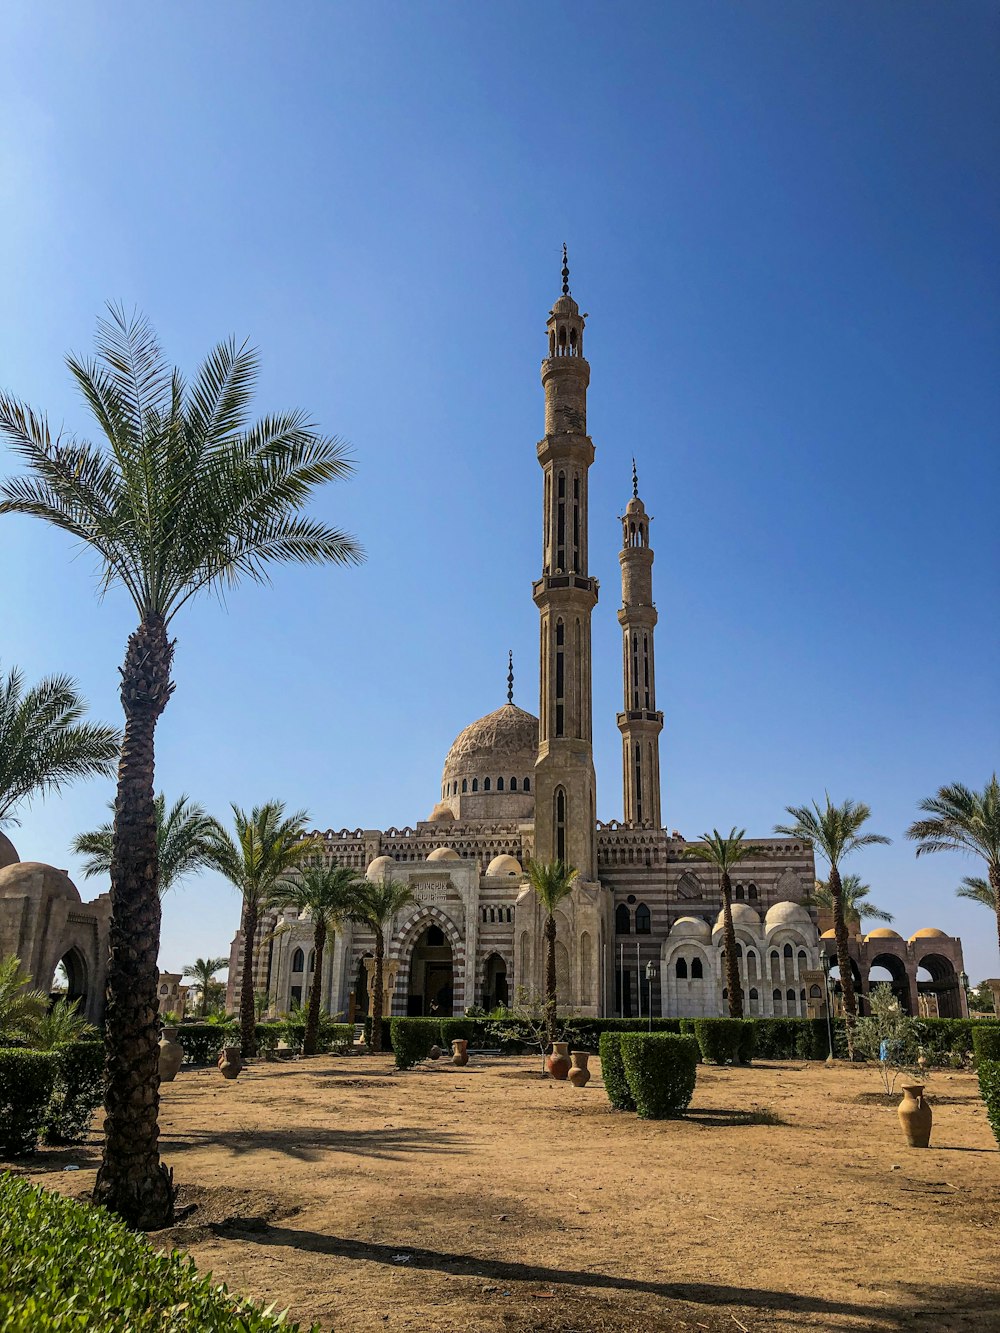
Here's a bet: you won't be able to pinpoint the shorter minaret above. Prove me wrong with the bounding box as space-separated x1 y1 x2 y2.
617 461 664 827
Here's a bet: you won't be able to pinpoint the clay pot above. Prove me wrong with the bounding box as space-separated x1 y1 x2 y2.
567 1050 591 1088
218 1045 243 1080
428 1044 442 1060
898 1083 932 1148
451 1039 469 1067
546 1041 571 1081
158 1026 183 1082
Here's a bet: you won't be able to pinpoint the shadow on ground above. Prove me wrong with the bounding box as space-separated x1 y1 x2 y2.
160 1124 464 1162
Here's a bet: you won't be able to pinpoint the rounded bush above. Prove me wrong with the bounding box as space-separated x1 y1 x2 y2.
44 1041 104 1144
0 1049 58 1155
619 1033 698 1119
977 1059 1000 1148
972 1025 1000 1064
693 1018 743 1064
389 1018 439 1069
598 1031 636 1111
737 1019 757 1065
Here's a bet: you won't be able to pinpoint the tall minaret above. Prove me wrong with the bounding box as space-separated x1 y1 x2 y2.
532 247 599 876
617 460 664 827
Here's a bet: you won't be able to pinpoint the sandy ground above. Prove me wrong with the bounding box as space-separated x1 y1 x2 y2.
15 1054 1000 1333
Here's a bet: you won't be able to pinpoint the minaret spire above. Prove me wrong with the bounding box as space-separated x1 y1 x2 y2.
561 243 570 296
632 457 638 499
507 650 514 705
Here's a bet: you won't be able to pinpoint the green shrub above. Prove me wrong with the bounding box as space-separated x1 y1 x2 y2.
439 1018 474 1047
174 1023 232 1065
280 1014 354 1054
43 1041 104 1144
0 1049 58 1155
620 1033 698 1119
972 1025 1000 1064
598 1031 636 1111
977 1059 1000 1148
564 1017 682 1052
737 1020 757 1065
0 1174 319 1331
389 1018 439 1069
363 1016 393 1051
693 1018 743 1064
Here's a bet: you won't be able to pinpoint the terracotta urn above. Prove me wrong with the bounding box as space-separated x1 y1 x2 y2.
567 1050 591 1088
451 1039 469 1067
158 1026 184 1082
428 1044 442 1060
546 1041 571 1081
898 1083 932 1148
218 1045 243 1080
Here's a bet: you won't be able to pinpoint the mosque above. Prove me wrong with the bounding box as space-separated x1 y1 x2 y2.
226 254 968 1026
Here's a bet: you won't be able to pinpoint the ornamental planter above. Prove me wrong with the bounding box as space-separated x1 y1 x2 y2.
451 1039 469 1067
567 1050 591 1087
158 1027 184 1082
218 1045 243 1080
546 1041 571 1081
898 1083 932 1148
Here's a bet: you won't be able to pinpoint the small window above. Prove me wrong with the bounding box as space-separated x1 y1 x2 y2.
484 777 491 792
462 779 468 793
798 949 807 965
691 957 704 980
292 948 304 973
783 943 793 959
524 777 530 792
510 777 517 791
635 903 651 934
748 883 758 900
786 988 795 1002
159 985 168 996
675 957 688 979
749 987 758 1000
735 884 745 901
472 779 478 792
615 903 631 935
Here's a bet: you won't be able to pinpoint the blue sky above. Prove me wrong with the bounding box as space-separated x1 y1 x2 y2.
1 2 997 983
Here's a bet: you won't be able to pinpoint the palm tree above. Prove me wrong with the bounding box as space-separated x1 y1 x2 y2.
804 873 894 927
181 956 230 1019
525 859 578 1045
907 776 1000 967
776 798 890 1054
351 875 416 1053
73 793 216 895
268 863 362 1055
955 875 997 912
205 802 317 1059
0 308 361 1227
0 663 119 826
683 829 763 1019
33 996 97 1050
0 955 48 1043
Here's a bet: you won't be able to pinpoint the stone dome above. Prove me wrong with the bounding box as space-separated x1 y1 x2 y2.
0 832 19 869
909 927 948 941
865 928 903 941
820 928 837 939
0 861 80 903
670 916 712 941
486 854 522 878
427 804 455 823
551 293 580 317
366 855 396 883
713 903 761 931
442 703 539 788
765 901 813 929
427 846 460 863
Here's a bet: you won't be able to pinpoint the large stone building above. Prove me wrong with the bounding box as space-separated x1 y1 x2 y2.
219 257 967 1025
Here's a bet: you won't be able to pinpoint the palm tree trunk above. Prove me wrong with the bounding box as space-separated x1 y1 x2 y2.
199 973 208 1019
239 900 259 1058
371 929 384 1053
93 615 175 1229
829 863 857 1057
720 873 744 1019
544 913 557 1047
304 920 326 1056
991 864 1000 981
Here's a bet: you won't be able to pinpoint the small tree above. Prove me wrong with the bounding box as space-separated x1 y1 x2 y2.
853 983 926 1096
0 955 48 1044
683 829 763 1018
181 956 230 1018
484 986 579 1074
32 997 97 1050
525 859 577 1046
350 875 416 1053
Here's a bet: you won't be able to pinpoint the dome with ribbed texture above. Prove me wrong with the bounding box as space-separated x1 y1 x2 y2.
442 703 538 788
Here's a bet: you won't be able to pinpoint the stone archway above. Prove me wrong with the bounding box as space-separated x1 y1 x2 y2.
868 953 911 1014
391 906 466 1016
916 952 962 1018
407 925 454 1017
51 946 89 1009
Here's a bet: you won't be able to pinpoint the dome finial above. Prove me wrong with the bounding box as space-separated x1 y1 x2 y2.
561 243 570 296
632 457 638 500
507 649 514 705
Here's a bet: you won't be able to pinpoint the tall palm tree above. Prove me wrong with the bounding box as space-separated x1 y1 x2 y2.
907 776 1000 967
206 803 317 1059
683 829 763 1019
776 797 890 1054
955 875 997 912
73 793 216 895
351 875 416 1053
0 663 119 826
0 955 48 1043
804 873 894 926
181 956 230 1018
525 859 578 1045
268 863 362 1055
0 308 361 1227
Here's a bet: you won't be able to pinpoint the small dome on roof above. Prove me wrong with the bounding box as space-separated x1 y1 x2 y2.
0 832 19 869
0 861 80 903
909 927 948 941
865 928 902 941
670 916 712 941
551 293 580 317
427 804 455 823
366 855 396 883
820 929 837 939
765 901 813 929
427 846 460 862
625 496 647 516
486 854 522 878
714 903 761 931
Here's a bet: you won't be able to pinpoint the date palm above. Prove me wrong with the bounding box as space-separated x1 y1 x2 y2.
73 793 216 895
776 797 890 1054
683 829 763 1019
181 956 230 1018
0 663 119 826
907 777 1000 968
0 308 361 1227
804 874 894 927
525 859 578 1045
955 876 997 912
351 875 416 1053
33 996 97 1050
268 863 362 1055
0 955 48 1044
206 803 317 1058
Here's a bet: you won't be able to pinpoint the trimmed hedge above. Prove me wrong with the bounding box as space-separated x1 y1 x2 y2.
978 1059 1000 1148
737 1019 757 1065
972 1026 1000 1064
279 1018 354 1055
0 1049 58 1155
0 1174 320 1331
364 1017 393 1051
390 1018 440 1069
620 1033 699 1119
693 1018 744 1064
44 1041 104 1144
598 1031 636 1111
439 1018 475 1047
173 1023 233 1065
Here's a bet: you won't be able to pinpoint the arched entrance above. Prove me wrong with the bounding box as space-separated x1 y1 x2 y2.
868 953 911 1013
483 952 509 1010
50 947 89 1010
917 953 962 1018
352 953 373 1022
406 925 454 1017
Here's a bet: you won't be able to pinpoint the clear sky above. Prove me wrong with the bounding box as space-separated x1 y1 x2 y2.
1 3 997 984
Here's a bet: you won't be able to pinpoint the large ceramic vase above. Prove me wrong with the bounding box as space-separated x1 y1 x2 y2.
567 1050 591 1088
158 1027 184 1082
218 1045 243 1080
546 1041 571 1081
898 1083 932 1147
451 1039 469 1067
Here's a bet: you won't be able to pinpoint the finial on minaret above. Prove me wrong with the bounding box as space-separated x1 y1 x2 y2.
632 457 639 500
507 649 514 705
561 243 570 296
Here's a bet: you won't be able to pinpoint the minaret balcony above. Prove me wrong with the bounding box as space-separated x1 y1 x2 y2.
617 709 664 728
532 573 599 604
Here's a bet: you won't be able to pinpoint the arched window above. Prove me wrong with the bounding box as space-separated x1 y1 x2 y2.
676 957 688 979
497 777 504 791
462 779 468 793
798 949 807 967
292 948 304 973
510 777 517 791
524 777 531 792
748 883 758 900
472 778 478 792
734 942 743 958
783 943 794 959
691 957 704 980
749 987 758 1000
615 903 631 935
484 777 491 792
635 903 651 934
308 950 315 973
773 988 782 1012
735 884 745 901
555 787 567 863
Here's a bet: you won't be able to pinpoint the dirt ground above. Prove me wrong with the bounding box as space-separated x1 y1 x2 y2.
17 1054 1000 1333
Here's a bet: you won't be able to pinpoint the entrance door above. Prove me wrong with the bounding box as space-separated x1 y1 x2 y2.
407 924 454 1017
